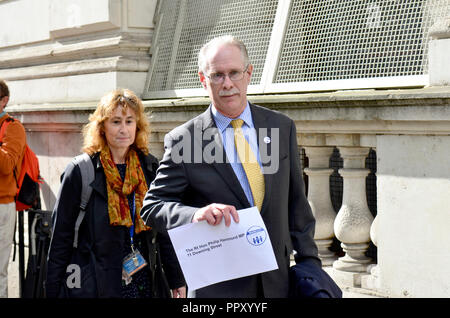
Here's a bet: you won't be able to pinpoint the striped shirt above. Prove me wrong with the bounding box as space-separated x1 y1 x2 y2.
211 102 262 207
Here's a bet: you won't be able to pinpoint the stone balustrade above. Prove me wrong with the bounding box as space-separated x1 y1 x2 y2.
303 147 337 266
302 144 376 288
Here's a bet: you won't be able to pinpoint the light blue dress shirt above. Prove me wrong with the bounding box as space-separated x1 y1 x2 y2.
211 102 263 207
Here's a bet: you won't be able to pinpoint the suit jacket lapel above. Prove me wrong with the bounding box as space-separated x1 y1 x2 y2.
199 106 250 208
250 103 274 215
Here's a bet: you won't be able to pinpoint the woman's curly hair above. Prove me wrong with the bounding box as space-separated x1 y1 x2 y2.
82 88 150 155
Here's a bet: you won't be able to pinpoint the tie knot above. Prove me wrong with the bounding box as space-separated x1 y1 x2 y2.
231 119 244 129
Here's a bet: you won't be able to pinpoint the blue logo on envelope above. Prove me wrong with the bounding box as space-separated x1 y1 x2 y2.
246 226 267 246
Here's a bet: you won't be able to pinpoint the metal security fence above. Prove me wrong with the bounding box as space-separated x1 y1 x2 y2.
143 0 450 99
145 0 278 96
271 0 450 92
277 0 432 82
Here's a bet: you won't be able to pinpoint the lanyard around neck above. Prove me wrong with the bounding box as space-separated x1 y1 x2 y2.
129 192 136 249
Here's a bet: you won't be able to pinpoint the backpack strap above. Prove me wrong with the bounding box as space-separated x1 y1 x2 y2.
72 153 95 248
0 116 14 144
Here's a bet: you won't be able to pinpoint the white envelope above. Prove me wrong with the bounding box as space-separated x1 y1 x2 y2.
168 207 279 291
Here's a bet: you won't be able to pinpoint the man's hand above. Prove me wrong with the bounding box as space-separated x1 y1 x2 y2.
192 203 239 226
171 286 186 298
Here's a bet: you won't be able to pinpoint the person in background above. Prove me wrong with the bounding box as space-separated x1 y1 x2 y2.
46 88 185 298
0 79 26 298
140 35 320 297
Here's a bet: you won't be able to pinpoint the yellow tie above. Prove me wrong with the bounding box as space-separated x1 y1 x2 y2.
231 119 265 211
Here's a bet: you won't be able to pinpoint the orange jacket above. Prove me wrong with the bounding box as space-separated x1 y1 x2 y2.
0 114 26 204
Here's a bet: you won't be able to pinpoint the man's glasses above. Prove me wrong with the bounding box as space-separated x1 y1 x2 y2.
205 65 249 84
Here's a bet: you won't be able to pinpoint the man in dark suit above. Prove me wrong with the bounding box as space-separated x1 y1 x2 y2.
141 35 320 297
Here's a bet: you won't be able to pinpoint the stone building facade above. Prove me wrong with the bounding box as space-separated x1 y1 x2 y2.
1 0 450 297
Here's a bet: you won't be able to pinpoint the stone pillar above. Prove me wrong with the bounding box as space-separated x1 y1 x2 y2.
304 147 337 266
362 215 380 290
333 147 374 286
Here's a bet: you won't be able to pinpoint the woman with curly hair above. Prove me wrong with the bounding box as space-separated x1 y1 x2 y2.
46 89 185 298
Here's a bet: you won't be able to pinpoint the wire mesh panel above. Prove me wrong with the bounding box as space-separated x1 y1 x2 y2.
146 0 278 94
147 1 182 93
144 0 449 98
275 0 450 84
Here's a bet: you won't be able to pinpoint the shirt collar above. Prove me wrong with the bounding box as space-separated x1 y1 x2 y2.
211 101 253 133
0 111 6 119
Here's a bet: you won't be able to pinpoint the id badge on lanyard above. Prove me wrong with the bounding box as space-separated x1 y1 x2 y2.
122 192 147 285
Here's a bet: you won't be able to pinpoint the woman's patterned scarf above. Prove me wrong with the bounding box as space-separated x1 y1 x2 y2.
100 147 150 234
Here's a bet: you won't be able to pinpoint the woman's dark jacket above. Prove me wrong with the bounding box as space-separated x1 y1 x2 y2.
45 151 185 298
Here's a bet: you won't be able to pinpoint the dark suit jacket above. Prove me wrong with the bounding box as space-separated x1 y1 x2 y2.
141 103 320 297
46 152 185 298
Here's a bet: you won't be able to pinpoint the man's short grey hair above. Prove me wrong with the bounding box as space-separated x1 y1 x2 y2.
198 35 249 74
